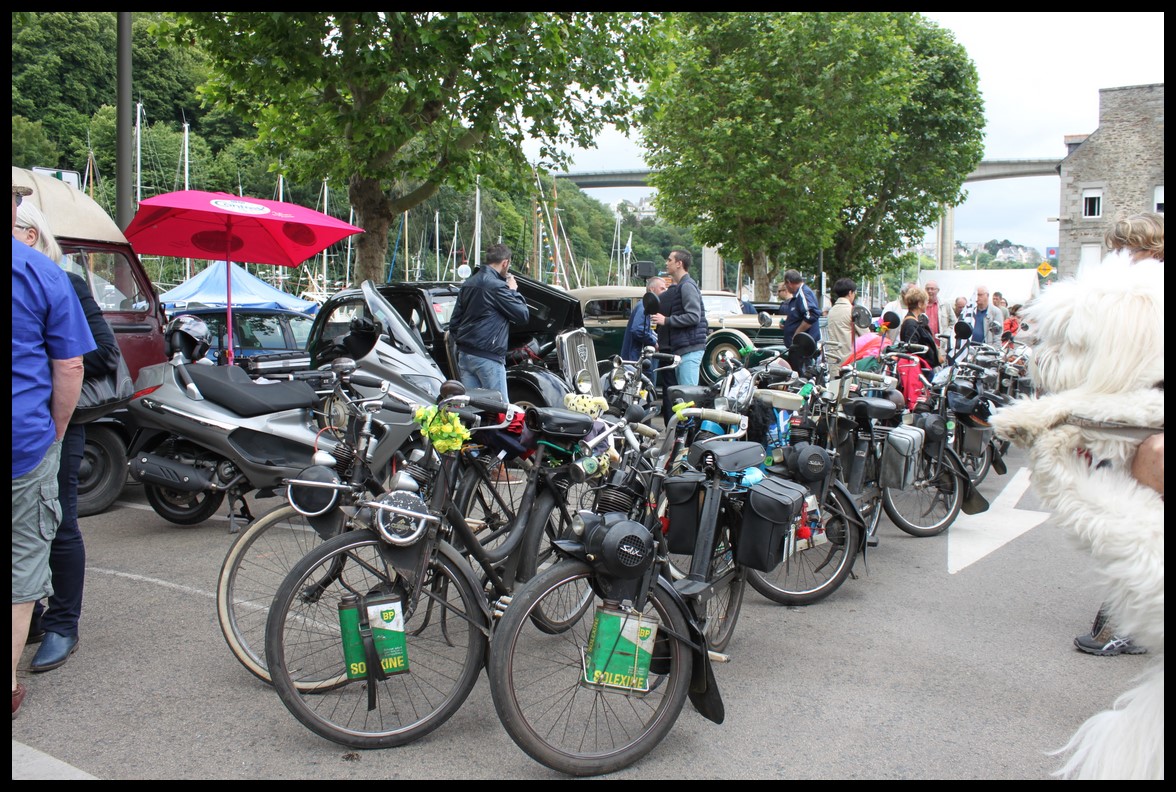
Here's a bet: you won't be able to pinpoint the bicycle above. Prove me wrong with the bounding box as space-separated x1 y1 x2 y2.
489 402 796 776
215 363 527 684
263 384 612 748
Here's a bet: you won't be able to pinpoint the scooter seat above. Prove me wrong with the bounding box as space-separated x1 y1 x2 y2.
185 364 319 417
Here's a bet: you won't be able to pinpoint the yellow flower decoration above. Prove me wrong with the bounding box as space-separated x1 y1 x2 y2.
414 405 471 453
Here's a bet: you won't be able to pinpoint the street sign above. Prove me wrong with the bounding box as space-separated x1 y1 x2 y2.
1037 262 1055 278
32 167 81 189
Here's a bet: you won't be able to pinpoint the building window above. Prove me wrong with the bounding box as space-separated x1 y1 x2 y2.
1155 186 1164 214
1082 189 1103 219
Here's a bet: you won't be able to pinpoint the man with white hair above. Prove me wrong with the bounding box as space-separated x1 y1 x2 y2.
923 280 955 348
968 286 1005 345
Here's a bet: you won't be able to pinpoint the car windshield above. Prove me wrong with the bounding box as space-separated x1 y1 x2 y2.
703 294 745 316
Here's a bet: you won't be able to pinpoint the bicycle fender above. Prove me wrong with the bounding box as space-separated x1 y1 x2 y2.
989 441 1008 476
945 447 989 515
653 576 724 725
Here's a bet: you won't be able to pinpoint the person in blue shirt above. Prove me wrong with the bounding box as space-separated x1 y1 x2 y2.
778 269 822 348
620 275 667 365
11 183 96 719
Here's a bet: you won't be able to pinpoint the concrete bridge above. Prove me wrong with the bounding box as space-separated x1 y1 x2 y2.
558 158 1062 270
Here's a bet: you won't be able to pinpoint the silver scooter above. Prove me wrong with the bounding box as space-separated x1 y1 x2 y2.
127 283 445 530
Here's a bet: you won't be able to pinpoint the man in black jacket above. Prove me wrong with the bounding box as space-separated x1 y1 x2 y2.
448 243 528 400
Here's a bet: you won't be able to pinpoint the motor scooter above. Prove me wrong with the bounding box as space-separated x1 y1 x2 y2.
127 283 445 530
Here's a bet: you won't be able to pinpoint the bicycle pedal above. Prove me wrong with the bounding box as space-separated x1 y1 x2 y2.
707 650 730 663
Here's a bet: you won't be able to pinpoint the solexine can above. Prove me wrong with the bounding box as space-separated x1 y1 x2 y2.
338 593 410 680
581 605 659 694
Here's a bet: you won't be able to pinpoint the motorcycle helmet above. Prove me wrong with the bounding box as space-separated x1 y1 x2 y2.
165 314 212 362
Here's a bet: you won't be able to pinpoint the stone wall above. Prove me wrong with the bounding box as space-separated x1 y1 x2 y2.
1057 84 1164 276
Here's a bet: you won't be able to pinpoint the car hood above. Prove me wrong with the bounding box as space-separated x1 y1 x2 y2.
511 272 583 336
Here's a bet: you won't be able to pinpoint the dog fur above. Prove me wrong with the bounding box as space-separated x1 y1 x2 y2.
991 252 1164 780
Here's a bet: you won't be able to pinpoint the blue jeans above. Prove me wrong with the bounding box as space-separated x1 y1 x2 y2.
457 351 509 401
33 424 86 637
677 350 704 387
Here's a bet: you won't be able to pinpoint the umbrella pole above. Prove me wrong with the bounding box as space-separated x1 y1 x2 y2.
225 219 234 366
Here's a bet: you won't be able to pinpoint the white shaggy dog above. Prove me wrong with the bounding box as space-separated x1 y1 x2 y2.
991 251 1163 780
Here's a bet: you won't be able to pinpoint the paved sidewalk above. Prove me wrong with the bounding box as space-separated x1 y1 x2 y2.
12 740 98 780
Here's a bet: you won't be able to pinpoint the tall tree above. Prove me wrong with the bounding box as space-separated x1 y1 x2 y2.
642 12 983 297
165 12 661 282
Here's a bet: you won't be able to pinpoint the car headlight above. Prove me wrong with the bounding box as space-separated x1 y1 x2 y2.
575 368 595 394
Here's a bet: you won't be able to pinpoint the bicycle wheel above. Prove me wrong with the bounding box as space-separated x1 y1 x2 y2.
955 432 992 486
882 454 963 537
266 530 487 749
217 504 336 684
518 485 595 633
747 485 861 605
489 560 693 777
452 455 527 555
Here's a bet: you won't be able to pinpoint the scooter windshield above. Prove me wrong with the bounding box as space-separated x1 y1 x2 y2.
361 280 432 359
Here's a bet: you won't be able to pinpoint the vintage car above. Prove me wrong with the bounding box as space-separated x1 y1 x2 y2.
14 166 169 517
570 285 791 384
306 272 595 409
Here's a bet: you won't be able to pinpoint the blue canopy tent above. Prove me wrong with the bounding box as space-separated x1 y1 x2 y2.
160 261 319 314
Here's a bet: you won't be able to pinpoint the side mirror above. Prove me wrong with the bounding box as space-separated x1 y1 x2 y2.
851 305 872 330
954 320 972 340
642 291 661 314
757 311 773 328
634 261 657 279
881 311 901 330
918 313 930 326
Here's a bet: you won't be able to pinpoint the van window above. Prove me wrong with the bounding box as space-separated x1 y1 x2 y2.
60 245 151 313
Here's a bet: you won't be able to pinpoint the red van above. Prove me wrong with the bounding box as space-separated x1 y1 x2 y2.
13 166 168 515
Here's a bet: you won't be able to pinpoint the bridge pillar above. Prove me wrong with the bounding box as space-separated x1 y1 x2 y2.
936 204 956 270
701 246 724 290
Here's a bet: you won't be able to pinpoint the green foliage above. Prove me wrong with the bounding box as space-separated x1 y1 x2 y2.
642 12 983 297
164 12 664 282
11 116 59 169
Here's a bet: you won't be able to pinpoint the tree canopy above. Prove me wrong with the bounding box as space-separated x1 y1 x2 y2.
165 12 663 282
642 12 983 298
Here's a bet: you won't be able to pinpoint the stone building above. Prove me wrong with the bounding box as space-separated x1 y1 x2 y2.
1056 83 1164 276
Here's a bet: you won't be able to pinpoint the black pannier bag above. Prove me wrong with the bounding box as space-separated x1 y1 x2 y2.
664 471 707 555
737 476 806 572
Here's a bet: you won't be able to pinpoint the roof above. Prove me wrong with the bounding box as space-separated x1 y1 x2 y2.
160 260 320 314
12 166 128 244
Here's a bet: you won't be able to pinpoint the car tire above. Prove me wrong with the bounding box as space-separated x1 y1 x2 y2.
77 424 129 517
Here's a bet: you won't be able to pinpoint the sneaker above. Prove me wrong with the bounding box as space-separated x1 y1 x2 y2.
1074 632 1148 656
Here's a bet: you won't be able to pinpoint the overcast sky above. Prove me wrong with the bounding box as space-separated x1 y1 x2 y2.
547 12 1165 255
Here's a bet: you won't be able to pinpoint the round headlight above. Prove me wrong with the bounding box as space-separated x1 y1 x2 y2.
575 368 595 394
610 371 630 391
571 510 588 537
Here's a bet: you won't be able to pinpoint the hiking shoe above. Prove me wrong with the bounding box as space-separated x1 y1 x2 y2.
1074 633 1148 656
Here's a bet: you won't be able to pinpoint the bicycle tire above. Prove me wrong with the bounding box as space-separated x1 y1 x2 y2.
882 454 963 537
746 484 861 606
217 503 335 684
266 530 487 749
489 560 693 777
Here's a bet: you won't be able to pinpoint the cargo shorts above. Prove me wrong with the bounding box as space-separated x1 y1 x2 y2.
12 440 63 603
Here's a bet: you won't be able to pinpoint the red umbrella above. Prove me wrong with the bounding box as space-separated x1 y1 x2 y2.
125 190 362 364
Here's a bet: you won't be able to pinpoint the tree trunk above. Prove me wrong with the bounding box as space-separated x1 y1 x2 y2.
349 174 392 284
752 249 771 301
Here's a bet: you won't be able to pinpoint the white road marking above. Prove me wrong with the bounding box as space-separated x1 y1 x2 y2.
947 467 1051 574
87 566 216 599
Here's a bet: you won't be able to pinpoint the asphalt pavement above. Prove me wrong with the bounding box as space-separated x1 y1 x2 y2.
12 444 1153 780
